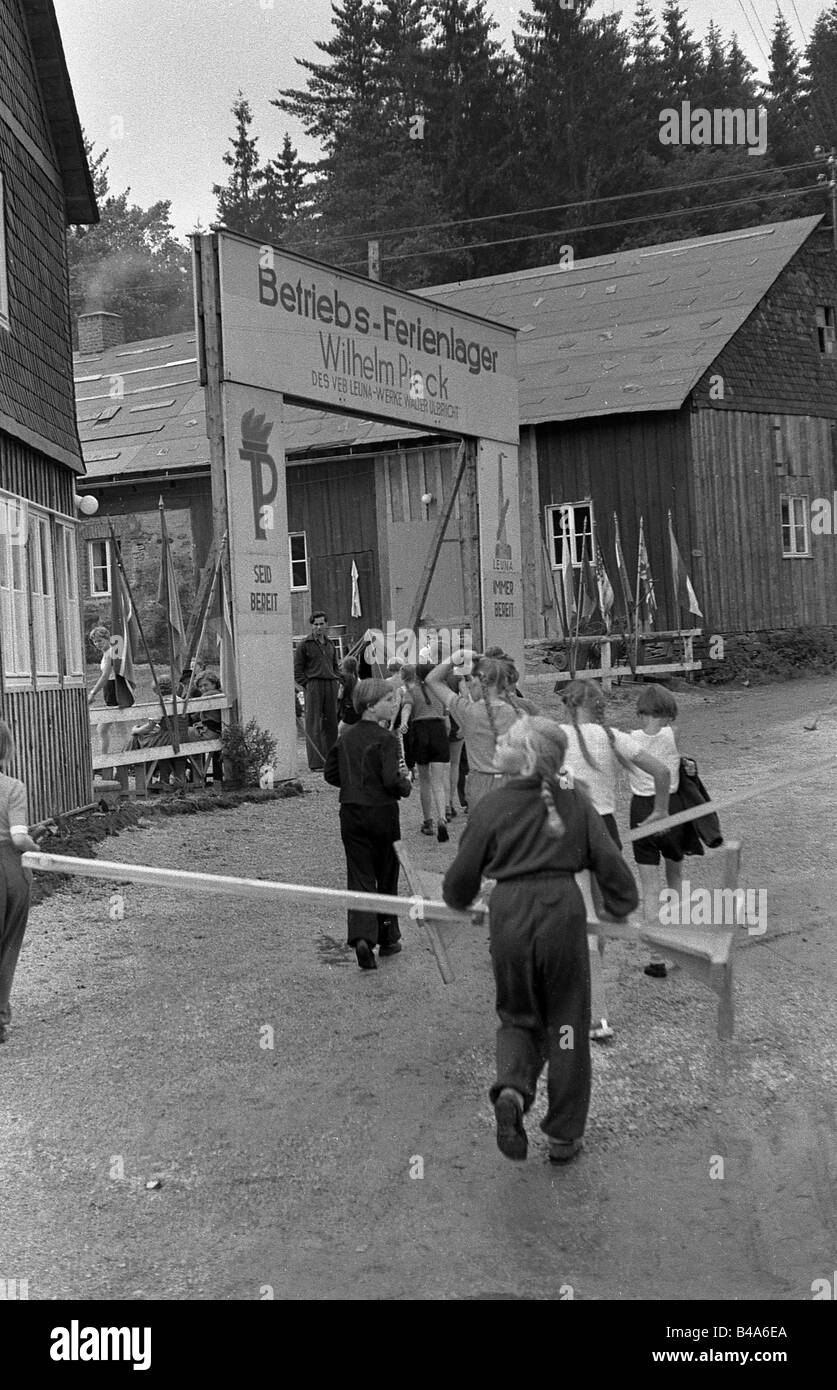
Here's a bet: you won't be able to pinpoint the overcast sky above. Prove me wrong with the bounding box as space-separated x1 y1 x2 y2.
53 0 829 243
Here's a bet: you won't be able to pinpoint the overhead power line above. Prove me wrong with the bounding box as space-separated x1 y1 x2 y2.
340 181 825 270
315 160 822 252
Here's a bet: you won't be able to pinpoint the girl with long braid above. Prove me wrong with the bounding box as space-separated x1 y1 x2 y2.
559 680 670 852
442 715 638 1164
426 649 539 810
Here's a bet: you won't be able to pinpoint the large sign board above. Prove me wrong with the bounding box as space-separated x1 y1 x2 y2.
217 235 519 446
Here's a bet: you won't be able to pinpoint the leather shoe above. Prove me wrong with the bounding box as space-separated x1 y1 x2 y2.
355 941 377 970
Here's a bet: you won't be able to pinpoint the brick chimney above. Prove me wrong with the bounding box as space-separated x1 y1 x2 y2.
78 311 125 354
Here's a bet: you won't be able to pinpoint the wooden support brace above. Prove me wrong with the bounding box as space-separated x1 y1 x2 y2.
394 842 456 984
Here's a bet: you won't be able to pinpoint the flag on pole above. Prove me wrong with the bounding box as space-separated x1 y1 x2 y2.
613 512 634 622
218 563 237 704
157 514 187 674
595 541 615 632
668 511 703 618
560 511 576 627
350 559 362 618
579 531 598 622
109 538 140 700
637 515 658 628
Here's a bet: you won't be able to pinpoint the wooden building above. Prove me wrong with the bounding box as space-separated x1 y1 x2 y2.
427 215 837 637
74 217 837 663
0 0 98 819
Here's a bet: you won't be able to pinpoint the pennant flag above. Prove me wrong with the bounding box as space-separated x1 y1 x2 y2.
560 511 576 627
595 541 615 632
218 563 237 704
350 559 362 618
668 511 703 618
613 512 634 622
579 531 598 622
109 539 140 698
157 518 187 674
637 515 658 628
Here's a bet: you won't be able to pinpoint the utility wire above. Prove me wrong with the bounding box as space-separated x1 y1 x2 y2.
340 181 824 269
746 0 772 52
315 160 822 251
736 0 769 63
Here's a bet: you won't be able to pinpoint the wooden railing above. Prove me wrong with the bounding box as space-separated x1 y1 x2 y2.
528 629 702 692
89 695 233 794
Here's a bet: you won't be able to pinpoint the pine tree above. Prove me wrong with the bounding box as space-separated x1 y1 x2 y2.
659 1 703 102
514 0 642 262
273 0 378 149
699 20 727 109
423 0 519 275
213 92 267 237
264 133 309 226
766 13 810 166
805 4 837 148
724 33 760 109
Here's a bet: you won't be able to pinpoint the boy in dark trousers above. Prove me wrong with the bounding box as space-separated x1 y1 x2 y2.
324 679 412 970
443 715 638 1163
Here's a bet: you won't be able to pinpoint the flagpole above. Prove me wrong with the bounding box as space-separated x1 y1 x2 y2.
107 522 172 735
541 529 567 645
572 525 587 675
158 498 180 755
634 517 643 674
668 509 684 660
180 533 227 721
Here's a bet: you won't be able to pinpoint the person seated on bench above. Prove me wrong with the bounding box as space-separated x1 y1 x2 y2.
190 670 224 782
126 676 189 788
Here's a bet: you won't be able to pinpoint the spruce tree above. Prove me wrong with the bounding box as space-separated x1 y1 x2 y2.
213 92 268 237
273 0 378 149
659 1 703 103
514 0 642 262
766 13 810 166
805 4 837 148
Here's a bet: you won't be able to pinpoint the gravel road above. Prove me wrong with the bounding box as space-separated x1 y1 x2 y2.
1 674 835 1300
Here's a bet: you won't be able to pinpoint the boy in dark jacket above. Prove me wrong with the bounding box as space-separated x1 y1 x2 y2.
324 679 411 970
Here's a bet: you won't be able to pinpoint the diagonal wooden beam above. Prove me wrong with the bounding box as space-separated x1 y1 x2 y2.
406 440 466 633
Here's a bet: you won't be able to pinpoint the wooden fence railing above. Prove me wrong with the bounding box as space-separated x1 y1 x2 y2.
90 695 233 794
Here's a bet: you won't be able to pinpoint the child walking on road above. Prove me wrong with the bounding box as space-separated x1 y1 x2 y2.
629 684 703 977
442 716 638 1164
324 679 412 971
0 721 40 1043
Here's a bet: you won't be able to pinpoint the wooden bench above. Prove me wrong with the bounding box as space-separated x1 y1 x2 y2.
90 695 232 795
395 839 739 1040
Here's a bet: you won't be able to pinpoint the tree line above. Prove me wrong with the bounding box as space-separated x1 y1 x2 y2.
69 0 837 339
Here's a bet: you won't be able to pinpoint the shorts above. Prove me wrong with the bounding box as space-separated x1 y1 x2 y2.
410 718 450 765
630 791 704 866
601 812 621 849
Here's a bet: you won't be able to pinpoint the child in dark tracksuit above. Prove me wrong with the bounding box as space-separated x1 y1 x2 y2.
443 715 638 1163
324 679 412 971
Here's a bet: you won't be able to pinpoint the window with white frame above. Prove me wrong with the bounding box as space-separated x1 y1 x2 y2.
29 510 58 676
546 501 595 567
289 532 309 591
0 494 31 679
88 537 111 596
0 171 9 332
780 495 810 557
56 521 84 676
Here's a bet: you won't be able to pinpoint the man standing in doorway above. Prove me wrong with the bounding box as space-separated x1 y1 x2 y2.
294 611 340 770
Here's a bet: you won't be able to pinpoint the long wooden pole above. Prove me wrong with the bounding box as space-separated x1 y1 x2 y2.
623 763 814 844
180 534 226 719
158 499 180 754
407 439 466 633
107 523 171 734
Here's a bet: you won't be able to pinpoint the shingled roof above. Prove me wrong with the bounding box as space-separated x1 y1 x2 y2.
420 216 823 423
74 216 823 480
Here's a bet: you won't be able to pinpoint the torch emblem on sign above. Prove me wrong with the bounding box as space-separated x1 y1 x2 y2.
495 451 512 561
239 409 277 541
